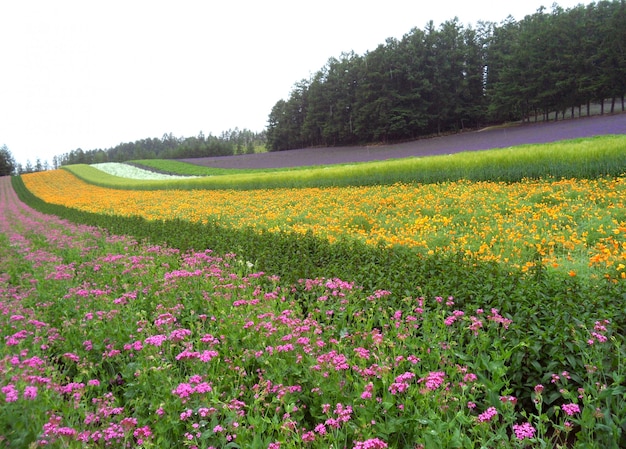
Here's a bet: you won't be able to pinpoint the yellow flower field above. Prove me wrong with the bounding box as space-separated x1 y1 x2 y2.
23 170 626 280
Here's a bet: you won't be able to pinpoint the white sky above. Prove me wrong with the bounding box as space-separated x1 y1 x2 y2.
1 0 585 166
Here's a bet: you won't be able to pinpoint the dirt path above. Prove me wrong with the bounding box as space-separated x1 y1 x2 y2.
179 113 626 169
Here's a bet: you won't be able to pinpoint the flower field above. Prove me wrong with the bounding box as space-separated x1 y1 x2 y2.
2 173 626 448
21 168 626 281
91 163 199 180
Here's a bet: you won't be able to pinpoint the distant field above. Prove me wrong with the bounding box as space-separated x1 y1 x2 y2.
73 136 626 191
177 112 626 169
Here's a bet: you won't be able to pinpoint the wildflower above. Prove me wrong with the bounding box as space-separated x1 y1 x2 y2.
361 383 374 400
169 328 192 342
199 350 219 362
562 403 581 416
487 309 512 329
2 384 18 402
463 373 477 383
419 371 445 391
353 438 388 449
500 395 517 405
133 426 152 444
477 407 498 423
63 352 80 363
144 334 168 347
512 422 536 440
534 384 544 394
23 386 38 400
354 347 370 359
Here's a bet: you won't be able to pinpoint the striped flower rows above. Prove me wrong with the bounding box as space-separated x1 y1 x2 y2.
22 169 626 280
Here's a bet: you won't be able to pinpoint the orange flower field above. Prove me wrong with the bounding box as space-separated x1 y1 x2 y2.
23 169 626 280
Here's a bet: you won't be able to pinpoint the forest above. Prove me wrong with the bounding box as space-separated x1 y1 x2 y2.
55 128 266 167
2 129 266 175
266 0 626 151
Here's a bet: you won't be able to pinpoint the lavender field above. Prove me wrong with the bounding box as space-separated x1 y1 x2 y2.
180 113 626 169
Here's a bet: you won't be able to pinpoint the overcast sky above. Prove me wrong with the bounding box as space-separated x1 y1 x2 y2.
1 0 585 166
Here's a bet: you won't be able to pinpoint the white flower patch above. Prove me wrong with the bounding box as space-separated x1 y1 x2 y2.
91 163 199 180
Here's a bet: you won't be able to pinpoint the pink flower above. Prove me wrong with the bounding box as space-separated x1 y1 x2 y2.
419 371 445 391
144 334 168 347
354 347 370 359
361 383 374 400
512 422 536 440
1 385 18 402
463 373 477 383
23 386 38 400
477 406 498 423
562 403 581 416
353 438 388 449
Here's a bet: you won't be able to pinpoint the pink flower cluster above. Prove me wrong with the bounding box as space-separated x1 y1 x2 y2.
389 371 415 395
477 406 498 423
512 422 536 440
353 437 388 449
172 376 213 402
562 403 581 416
418 371 446 391
588 320 610 345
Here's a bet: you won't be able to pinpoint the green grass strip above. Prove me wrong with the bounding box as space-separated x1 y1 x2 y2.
129 159 303 176
65 135 626 191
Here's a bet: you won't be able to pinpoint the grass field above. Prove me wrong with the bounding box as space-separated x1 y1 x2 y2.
3 134 626 448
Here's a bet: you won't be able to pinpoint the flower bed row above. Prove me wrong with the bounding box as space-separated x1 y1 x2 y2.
22 169 626 282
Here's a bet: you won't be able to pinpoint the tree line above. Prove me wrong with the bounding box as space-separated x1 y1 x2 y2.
1 129 267 175
57 128 267 166
267 0 626 151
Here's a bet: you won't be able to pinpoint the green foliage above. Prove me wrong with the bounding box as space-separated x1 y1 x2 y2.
129 159 323 177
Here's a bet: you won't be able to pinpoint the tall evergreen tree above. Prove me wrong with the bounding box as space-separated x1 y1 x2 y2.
0 145 16 176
